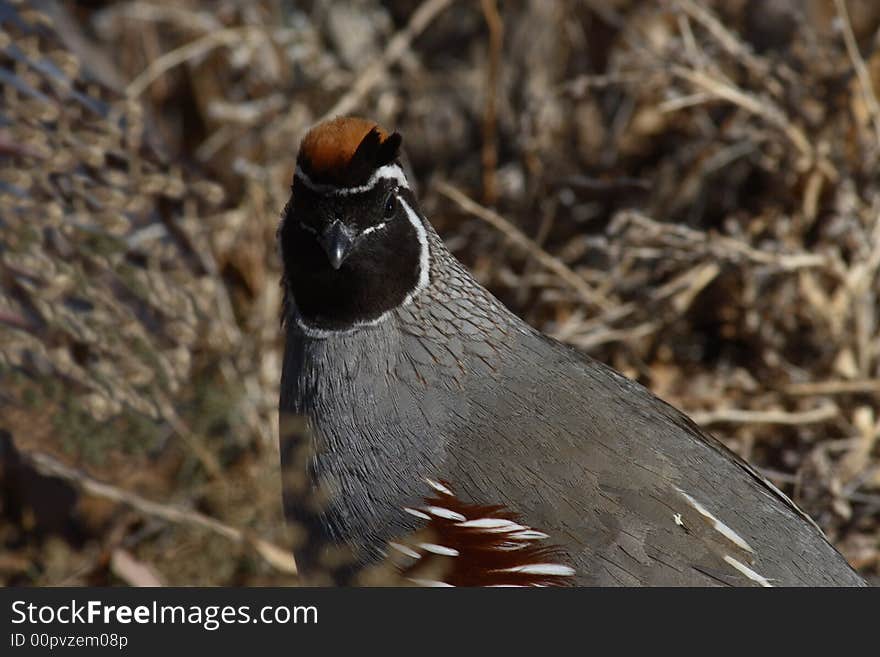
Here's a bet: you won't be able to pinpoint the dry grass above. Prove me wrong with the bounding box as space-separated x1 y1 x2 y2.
1 0 878 584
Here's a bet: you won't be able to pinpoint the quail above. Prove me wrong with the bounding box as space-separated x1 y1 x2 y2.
278 116 867 587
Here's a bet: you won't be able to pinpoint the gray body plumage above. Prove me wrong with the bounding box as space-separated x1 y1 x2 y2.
281 223 866 587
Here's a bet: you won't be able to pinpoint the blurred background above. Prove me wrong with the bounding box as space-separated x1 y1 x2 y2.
1 0 878 585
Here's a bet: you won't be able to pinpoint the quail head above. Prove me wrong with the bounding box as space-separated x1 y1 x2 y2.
278 117 866 587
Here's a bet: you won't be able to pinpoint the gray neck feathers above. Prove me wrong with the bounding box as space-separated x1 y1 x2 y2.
280 224 531 571
280 231 456 562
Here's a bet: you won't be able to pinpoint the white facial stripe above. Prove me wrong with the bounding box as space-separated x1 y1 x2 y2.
299 187 399 238
359 221 389 238
294 163 409 196
398 196 430 303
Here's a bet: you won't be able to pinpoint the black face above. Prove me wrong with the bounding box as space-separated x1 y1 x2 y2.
280 177 425 332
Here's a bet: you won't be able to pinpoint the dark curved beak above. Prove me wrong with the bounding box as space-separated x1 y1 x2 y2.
318 220 355 270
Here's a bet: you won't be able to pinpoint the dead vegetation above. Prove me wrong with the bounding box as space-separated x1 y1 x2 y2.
1 0 878 584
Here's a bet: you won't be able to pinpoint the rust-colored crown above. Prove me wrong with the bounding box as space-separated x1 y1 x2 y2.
296 116 402 188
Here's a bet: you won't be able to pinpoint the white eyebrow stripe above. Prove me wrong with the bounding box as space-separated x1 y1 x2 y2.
294 163 410 195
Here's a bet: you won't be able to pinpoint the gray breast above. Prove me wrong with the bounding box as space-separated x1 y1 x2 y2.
281 241 866 586
435 329 865 585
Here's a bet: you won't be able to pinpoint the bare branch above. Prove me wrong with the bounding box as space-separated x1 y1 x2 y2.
690 403 839 427
22 450 298 575
436 181 612 310
834 0 880 147
316 0 456 122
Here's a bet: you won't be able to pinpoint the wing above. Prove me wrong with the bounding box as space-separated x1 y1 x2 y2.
437 329 865 586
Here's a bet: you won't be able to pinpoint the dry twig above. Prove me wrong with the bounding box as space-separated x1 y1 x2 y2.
674 0 771 82
834 0 880 147
22 450 297 575
670 65 814 165
315 0 456 122
437 181 612 310
690 403 839 427
613 211 834 273
126 27 259 98
785 380 880 396
480 0 503 205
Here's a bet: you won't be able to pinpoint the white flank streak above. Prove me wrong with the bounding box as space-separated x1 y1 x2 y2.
509 530 549 541
425 478 454 496
409 579 454 587
456 518 508 528
455 518 527 534
723 555 773 588
403 507 431 521
388 542 421 560
497 542 527 551
294 163 410 196
676 488 754 554
422 506 467 522
457 518 518 529
499 564 576 576
419 543 460 557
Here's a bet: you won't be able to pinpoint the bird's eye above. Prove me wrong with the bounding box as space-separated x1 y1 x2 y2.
383 193 396 219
